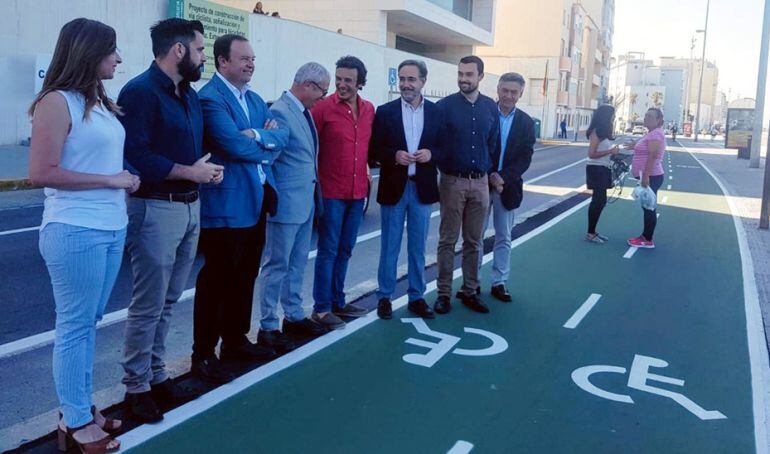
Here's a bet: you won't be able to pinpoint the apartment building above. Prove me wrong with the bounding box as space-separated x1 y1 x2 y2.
476 0 614 138
241 0 496 63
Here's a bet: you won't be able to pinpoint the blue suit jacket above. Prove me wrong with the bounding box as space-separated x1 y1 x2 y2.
198 75 289 228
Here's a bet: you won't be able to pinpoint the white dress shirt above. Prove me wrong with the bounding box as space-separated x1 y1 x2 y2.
216 72 266 184
401 96 425 176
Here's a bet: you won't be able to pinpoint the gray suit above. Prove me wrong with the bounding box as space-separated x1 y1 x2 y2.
258 91 319 330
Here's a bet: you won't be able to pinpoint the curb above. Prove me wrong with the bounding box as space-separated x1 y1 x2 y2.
0 179 36 192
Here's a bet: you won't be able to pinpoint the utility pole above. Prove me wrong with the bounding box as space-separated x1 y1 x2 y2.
684 36 696 126
755 109 770 230
750 0 770 168
694 0 710 142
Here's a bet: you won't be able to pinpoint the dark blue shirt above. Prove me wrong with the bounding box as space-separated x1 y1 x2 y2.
435 92 499 174
118 62 203 194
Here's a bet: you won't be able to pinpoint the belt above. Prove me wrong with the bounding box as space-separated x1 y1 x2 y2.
444 170 486 179
408 174 418 181
137 190 199 204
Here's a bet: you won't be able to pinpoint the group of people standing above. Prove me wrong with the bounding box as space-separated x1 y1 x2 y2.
30 16 538 453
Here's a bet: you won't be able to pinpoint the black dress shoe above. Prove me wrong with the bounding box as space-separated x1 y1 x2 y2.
283 318 329 338
377 298 392 319
220 341 278 362
408 299 435 319
455 287 481 299
191 355 236 385
490 284 513 303
124 391 163 423
151 379 202 407
460 293 490 313
433 295 452 314
258 329 299 353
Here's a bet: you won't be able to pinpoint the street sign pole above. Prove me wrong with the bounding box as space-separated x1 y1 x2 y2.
750 0 770 168
755 112 770 230
694 0 710 142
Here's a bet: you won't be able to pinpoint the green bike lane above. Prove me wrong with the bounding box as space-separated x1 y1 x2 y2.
119 147 768 453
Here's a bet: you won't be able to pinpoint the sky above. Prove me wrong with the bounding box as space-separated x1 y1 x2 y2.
613 0 770 119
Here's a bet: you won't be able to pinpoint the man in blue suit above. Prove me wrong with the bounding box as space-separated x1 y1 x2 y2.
370 60 442 320
256 62 331 351
191 34 288 384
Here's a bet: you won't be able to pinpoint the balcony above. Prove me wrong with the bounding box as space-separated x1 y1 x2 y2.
559 56 572 72
591 100 599 109
592 74 601 86
557 90 569 106
595 49 602 62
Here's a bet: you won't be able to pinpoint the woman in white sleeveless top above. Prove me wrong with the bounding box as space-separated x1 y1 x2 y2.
584 104 619 243
28 18 140 453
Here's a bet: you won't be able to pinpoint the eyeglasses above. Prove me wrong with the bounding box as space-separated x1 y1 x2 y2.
309 81 328 97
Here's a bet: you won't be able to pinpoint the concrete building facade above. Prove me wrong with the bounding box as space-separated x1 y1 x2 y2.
476 0 614 138
0 0 501 145
243 0 497 63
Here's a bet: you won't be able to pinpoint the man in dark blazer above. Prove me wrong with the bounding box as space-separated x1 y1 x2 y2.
483 72 535 302
370 59 441 319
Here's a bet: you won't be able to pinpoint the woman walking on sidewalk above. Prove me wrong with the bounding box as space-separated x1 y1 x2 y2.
624 108 666 249
28 18 140 453
585 105 619 243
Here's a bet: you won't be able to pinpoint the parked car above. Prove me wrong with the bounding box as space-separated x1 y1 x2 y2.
632 125 647 135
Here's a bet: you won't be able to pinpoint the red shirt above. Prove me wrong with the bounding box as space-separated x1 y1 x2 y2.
312 92 375 200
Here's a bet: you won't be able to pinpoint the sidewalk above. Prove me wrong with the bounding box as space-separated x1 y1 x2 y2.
675 138 770 353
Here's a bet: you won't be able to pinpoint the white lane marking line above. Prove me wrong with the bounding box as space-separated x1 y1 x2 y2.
448 440 474 454
623 247 639 259
0 289 196 360
116 197 593 451
667 185 672 190
0 155 588 357
662 196 669 204
563 294 602 329
669 175 673 180
0 226 40 236
676 140 770 454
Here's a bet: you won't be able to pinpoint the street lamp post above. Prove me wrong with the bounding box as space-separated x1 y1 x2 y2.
684 36 696 126
750 0 770 169
694 0 710 142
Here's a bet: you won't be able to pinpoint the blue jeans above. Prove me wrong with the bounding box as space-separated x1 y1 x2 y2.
479 191 515 286
377 181 432 302
39 222 126 428
313 198 364 313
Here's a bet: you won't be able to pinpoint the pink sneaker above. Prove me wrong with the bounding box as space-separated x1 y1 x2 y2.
627 236 655 248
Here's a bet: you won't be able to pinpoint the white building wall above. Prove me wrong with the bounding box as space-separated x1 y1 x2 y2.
0 0 500 145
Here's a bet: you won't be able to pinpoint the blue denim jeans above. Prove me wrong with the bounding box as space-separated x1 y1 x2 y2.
39 222 126 428
313 198 364 313
377 181 432 302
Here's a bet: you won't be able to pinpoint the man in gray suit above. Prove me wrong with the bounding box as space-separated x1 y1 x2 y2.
257 62 331 351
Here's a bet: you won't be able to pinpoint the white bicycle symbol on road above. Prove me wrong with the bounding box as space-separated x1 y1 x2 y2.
572 354 727 420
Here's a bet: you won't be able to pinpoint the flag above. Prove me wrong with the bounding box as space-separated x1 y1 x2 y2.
542 60 549 96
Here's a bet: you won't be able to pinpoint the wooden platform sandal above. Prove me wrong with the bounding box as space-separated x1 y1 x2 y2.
57 419 120 453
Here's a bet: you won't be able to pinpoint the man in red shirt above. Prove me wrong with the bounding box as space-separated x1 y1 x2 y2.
311 56 375 330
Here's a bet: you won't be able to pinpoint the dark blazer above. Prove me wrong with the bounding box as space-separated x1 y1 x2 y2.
369 98 442 205
491 107 536 210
